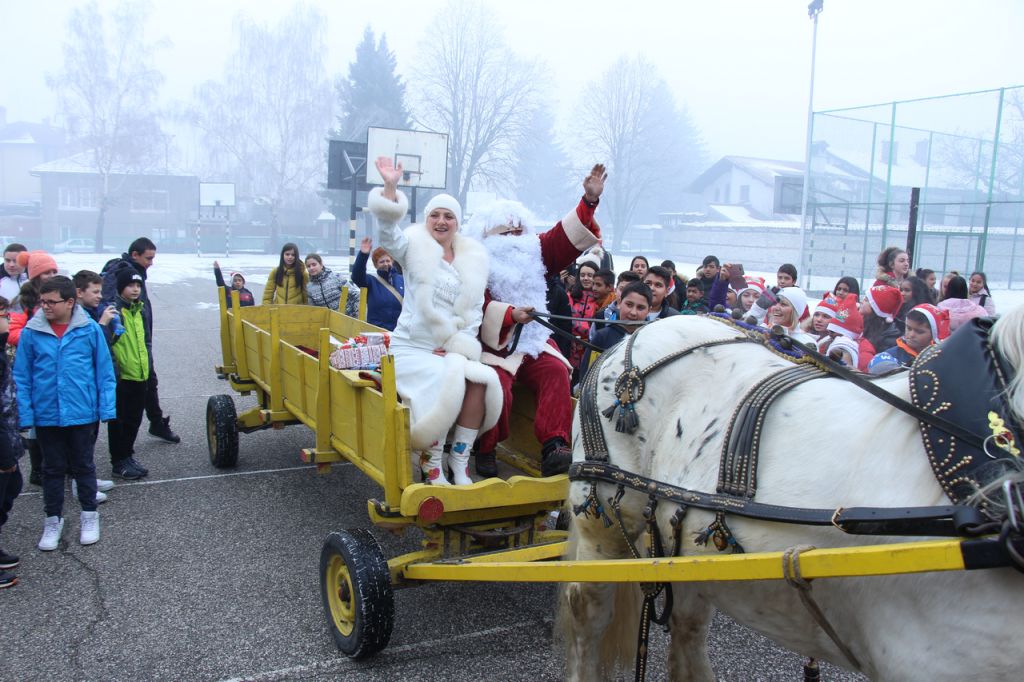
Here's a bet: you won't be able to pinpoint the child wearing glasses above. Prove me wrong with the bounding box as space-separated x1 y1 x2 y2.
13 276 116 550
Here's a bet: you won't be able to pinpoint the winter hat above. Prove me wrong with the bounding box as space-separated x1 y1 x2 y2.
778 286 808 328
814 295 838 319
827 294 864 339
466 199 537 240
911 303 951 341
423 193 462 227
116 269 143 294
17 250 58 280
735 275 766 298
866 285 902 322
828 335 860 367
230 271 246 285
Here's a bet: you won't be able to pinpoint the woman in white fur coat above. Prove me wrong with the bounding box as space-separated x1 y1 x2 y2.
368 157 502 485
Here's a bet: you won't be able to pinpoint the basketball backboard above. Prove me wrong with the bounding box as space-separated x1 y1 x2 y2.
366 127 449 190
199 182 236 207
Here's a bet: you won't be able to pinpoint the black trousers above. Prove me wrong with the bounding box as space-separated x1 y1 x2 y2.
145 368 163 424
37 424 98 516
109 379 148 464
0 462 23 535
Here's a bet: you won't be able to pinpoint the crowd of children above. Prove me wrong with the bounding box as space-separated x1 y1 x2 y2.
0 239 181 589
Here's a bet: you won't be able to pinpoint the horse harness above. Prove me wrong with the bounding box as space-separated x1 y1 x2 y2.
570 314 1024 681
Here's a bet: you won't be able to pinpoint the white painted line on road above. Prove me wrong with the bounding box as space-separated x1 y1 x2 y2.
17 463 351 497
219 618 553 682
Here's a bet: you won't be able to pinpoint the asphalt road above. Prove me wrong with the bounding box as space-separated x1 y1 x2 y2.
0 276 865 681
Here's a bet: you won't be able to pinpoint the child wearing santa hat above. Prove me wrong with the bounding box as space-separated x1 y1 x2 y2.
856 285 902 371
820 293 861 356
867 303 950 374
809 295 839 346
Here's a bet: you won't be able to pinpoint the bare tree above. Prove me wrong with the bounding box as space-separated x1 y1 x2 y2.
187 4 332 238
572 55 705 251
940 89 1024 198
410 0 544 205
47 0 167 251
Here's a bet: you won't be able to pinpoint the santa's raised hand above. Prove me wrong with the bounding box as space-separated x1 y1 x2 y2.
583 163 608 203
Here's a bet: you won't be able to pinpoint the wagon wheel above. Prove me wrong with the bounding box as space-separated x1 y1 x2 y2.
320 529 394 659
206 395 239 468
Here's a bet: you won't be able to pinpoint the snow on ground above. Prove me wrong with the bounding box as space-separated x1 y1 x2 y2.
48 250 1024 314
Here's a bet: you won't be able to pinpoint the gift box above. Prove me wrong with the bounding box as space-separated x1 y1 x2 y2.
328 333 391 370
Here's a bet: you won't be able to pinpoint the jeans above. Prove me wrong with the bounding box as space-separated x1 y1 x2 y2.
0 462 23 535
36 424 98 516
109 379 147 464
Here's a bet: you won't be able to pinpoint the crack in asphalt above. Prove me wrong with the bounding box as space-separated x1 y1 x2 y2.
61 546 110 679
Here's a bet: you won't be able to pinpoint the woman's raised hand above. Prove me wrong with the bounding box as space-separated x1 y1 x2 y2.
360 237 372 254
583 164 608 203
375 156 403 187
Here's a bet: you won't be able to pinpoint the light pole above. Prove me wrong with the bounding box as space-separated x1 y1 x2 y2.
798 0 823 289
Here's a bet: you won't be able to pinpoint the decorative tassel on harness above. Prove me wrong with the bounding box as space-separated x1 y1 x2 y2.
572 482 613 527
606 367 645 434
694 510 746 553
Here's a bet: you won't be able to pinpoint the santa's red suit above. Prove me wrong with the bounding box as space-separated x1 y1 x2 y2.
475 197 601 456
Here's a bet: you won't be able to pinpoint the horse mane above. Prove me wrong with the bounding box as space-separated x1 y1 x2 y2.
990 303 1024 423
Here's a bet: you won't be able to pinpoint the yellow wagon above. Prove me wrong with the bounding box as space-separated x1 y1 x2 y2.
210 290 570 657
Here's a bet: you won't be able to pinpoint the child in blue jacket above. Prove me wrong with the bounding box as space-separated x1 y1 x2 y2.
13 276 116 550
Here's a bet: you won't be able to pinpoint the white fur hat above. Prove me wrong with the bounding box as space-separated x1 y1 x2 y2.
424 193 462 226
465 199 537 240
828 335 860 367
778 286 808 327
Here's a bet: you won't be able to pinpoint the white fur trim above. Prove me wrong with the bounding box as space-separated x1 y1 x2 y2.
443 332 482 361
402 225 489 351
408 352 503 448
463 359 503 434
481 301 514 350
561 206 599 252
481 350 524 375
368 187 409 224
543 343 573 372
409 354 468 449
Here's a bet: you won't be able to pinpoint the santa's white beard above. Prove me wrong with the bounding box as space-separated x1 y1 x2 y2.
484 234 552 358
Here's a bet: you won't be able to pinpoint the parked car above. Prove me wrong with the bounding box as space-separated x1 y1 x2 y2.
53 237 115 253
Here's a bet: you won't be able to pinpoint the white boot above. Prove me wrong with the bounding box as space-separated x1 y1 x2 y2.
449 426 477 485
38 516 64 551
80 511 100 546
421 445 450 486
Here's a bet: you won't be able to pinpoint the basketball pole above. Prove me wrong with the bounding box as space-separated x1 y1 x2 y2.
798 0 823 290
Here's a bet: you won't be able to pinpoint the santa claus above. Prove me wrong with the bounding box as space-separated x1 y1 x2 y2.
466 165 606 477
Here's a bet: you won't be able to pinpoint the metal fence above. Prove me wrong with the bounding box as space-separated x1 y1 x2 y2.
803 86 1024 288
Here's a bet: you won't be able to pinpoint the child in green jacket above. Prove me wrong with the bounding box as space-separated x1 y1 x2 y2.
108 270 150 481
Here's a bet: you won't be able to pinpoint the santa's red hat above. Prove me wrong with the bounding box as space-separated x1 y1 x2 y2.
827 293 863 339
815 295 838 319
911 303 951 342
866 285 902 322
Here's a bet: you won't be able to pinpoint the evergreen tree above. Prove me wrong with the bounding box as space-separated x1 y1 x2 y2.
513 108 575 221
334 26 411 141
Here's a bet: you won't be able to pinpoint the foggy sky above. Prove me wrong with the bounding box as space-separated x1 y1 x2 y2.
1 0 1021 163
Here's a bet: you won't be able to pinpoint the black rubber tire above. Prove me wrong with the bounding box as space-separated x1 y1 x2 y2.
206 395 239 468
319 529 394 659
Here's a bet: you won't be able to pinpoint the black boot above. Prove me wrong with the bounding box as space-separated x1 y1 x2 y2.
149 416 180 444
26 438 42 486
541 437 572 477
474 450 498 478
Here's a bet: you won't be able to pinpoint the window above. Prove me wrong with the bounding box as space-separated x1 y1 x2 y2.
131 190 169 212
58 186 98 210
739 185 750 203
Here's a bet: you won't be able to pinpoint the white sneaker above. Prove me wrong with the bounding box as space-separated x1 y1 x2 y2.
80 511 100 545
97 479 114 492
39 516 65 551
71 480 108 504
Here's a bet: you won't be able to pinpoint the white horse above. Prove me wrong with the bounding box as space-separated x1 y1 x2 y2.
560 305 1024 681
